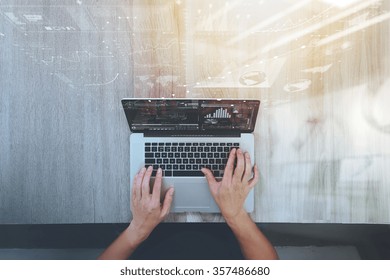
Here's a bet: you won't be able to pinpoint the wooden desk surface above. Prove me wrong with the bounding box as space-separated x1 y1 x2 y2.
1 0 389 224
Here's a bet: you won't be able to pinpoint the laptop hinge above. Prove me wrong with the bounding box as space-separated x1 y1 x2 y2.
143 131 241 138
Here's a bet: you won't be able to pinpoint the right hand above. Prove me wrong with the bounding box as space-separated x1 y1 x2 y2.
201 148 259 222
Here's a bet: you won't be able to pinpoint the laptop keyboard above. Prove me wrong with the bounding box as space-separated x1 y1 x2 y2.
144 142 240 177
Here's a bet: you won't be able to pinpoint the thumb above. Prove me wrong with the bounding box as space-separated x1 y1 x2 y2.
160 187 174 219
201 168 218 194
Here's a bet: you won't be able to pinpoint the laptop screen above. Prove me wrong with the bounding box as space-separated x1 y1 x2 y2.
122 99 260 133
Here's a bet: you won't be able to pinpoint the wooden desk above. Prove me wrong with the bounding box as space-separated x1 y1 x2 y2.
1 0 389 224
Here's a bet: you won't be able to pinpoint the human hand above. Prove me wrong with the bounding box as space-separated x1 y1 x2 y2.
201 148 258 223
127 166 174 244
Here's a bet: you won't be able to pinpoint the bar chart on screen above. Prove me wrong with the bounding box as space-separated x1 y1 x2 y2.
205 108 231 119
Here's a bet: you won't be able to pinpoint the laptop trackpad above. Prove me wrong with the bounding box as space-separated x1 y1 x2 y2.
164 179 211 209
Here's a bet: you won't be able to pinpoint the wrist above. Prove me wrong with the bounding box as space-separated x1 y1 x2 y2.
125 223 149 249
224 209 250 228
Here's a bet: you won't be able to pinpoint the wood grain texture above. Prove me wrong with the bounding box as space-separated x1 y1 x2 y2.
0 1 134 224
1 0 389 224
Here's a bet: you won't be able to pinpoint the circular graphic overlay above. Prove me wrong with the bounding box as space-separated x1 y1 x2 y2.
284 79 312 92
239 71 267 86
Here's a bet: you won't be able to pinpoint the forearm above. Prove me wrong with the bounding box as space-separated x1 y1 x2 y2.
226 211 279 260
97 225 144 260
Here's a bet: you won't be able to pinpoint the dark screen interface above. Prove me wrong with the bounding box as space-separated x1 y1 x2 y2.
122 99 259 132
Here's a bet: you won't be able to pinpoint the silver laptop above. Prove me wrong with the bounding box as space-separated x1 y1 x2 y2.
121 98 260 213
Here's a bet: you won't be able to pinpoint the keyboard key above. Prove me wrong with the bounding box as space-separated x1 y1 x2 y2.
209 159 215 164
158 143 164 146
179 165 185 170
165 171 172 176
173 164 179 170
200 143 206 146
181 153 187 158
145 153 154 158
206 143 212 146
145 143 151 146
193 165 199 170
162 153 167 157
213 143 219 146
176 159 182 164
173 171 204 177
155 153 161 157
157 159 162 164
194 153 200 158
152 147 157 152
183 159 189 164
167 165 172 170
158 147 164 152
172 143 178 146
185 143 192 146
169 159 175 164
145 147 151 152
179 143 185 146
168 153 173 157
166 143 171 146
189 158 195 164
145 159 155 164
196 159 201 164
152 143 158 146
163 159 168 164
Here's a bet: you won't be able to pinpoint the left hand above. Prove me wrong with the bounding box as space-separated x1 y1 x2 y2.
127 166 174 244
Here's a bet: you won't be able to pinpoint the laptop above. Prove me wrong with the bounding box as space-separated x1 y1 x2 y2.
121 98 260 213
